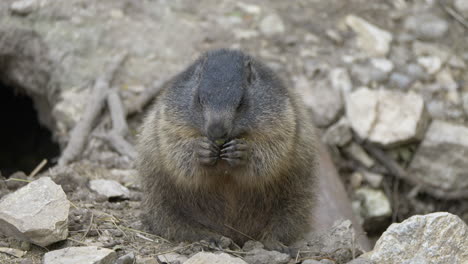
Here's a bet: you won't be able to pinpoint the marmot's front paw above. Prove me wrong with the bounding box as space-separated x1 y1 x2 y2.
220 139 249 167
197 137 220 166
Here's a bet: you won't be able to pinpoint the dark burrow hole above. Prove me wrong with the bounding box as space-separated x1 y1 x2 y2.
0 83 60 177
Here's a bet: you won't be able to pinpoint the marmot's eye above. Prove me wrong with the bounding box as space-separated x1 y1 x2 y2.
237 96 246 111
245 60 255 85
196 93 203 107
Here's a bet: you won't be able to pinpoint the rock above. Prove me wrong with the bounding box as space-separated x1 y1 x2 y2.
454 0 468 16
89 179 130 200
370 58 394 73
355 187 391 234
345 87 378 138
361 212 468 263
346 258 374 264
329 68 353 98
412 42 451 62
322 118 353 147
345 15 393 57
408 120 468 194
417 56 442 75
404 14 448 40
325 29 344 45
236 2 261 15
242 240 264 251
436 69 458 90
388 72 413 89
0 177 69 247
244 248 290 264
405 63 428 81
295 75 343 127
319 260 335 264
115 252 135 264
0 247 26 258
448 55 467 69
184 252 248 264
346 88 429 147
157 252 188 264
463 92 468 115
43 246 117 264
343 143 375 168
355 187 391 219
259 14 285 36
300 220 365 264
9 0 39 16
350 63 388 86
362 171 384 188
350 172 363 189
302 260 321 264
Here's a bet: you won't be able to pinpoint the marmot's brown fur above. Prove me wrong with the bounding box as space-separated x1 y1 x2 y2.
137 49 318 251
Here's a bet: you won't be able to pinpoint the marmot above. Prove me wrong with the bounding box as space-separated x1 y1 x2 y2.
137 49 318 251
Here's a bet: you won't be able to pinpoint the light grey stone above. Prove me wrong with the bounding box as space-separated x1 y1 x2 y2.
404 14 449 40
89 179 130 199
454 0 468 16
463 92 468 115
361 212 468 264
302 260 321 264
345 87 378 139
295 75 343 127
157 252 188 264
329 68 352 98
0 177 69 247
388 72 413 89
408 120 468 193
322 118 353 147
43 246 117 264
343 143 375 168
115 252 135 264
244 248 290 264
184 252 248 264
350 172 363 189
346 88 429 147
412 42 451 61
345 15 393 57
319 260 335 264
370 58 394 73
362 171 384 188
300 220 365 264
418 56 442 75
346 258 374 264
405 63 428 81
236 2 261 15
351 64 388 85
9 0 39 15
259 14 285 36
355 187 391 219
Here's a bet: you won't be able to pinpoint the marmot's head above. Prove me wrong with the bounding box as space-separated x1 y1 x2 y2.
167 49 289 141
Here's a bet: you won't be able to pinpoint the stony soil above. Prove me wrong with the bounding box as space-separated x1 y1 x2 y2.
0 0 468 263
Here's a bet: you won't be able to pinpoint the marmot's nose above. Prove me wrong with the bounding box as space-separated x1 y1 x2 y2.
207 123 228 140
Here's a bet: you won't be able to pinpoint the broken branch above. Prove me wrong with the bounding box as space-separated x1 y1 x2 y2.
58 53 127 166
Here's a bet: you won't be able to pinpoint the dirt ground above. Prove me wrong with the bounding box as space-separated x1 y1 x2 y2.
1 0 467 263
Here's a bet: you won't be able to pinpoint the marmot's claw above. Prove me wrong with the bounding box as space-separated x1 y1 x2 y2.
197 137 219 166
220 139 249 167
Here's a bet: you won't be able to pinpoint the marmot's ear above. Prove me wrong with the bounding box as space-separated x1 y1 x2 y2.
245 59 257 85
193 57 207 83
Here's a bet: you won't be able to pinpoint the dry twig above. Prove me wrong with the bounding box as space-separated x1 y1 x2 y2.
58 53 127 166
362 142 468 199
